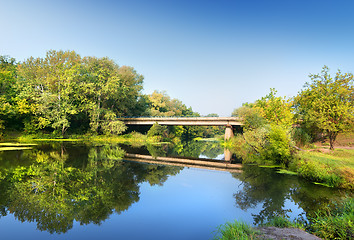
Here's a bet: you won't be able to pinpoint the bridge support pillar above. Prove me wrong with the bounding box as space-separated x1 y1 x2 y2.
224 148 232 161
224 125 234 141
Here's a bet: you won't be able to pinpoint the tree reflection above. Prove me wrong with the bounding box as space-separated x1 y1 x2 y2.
0 143 182 234
146 140 223 159
232 165 345 225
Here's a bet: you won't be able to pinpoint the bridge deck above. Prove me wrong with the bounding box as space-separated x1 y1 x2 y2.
120 117 242 126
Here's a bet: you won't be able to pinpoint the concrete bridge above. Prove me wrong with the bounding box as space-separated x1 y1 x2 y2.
119 117 242 140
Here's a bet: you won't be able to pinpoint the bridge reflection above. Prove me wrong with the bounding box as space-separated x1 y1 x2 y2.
124 152 242 173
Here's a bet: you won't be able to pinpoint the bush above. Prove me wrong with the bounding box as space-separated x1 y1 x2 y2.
263 125 294 167
101 120 127 135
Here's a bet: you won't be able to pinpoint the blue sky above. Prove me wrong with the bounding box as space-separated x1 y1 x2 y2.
1 0 354 116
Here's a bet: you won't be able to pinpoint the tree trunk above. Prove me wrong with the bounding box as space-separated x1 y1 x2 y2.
328 131 338 150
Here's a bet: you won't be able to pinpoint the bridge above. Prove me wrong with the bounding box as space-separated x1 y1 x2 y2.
119 117 242 140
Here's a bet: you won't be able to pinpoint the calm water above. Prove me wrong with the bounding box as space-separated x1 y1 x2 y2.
0 141 347 240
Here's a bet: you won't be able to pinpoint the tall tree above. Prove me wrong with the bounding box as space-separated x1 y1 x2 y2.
294 66 354 150
0 56 17 134
80 56 144 134
17 50 82 136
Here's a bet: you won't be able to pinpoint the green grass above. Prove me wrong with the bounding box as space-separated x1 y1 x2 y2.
261 215 304 230
299 149 354 168
214 220 260 240
0 147 33 151
0 143 37 146
297 149 354 189
276 169 298 175
310 197 354 239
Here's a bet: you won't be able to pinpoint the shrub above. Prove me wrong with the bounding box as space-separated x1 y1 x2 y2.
263 125 294 167
101 120 127 135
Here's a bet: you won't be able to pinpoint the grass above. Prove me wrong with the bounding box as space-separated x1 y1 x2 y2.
299 149 354 168
215 197 354 240
309 197 354 239
214 220 260 240
296 149 354 189
0 147 33 151
0 143 37 146
8 132 149 146
261 215 304 230
276 169 298 175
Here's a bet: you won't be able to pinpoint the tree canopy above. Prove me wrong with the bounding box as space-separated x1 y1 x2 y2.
294 66 354 149
0 51 205 138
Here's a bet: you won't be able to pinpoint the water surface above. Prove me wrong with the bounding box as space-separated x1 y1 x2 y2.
0 141 346 239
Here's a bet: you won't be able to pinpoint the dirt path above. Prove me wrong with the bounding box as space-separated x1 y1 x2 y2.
256 227 322 240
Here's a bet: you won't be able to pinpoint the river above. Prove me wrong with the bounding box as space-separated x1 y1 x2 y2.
0 141 347 239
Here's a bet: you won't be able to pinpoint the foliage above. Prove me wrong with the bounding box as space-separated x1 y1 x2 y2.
0 51 146 137
0 142 182 233
291 127 312 148
146 90 192 117
261 215 304 229
294 66 354 150
262 125 294 166
0 56 17 135
310 197 354 239
147 123 170 142
254 88 294 127
214 220 260 240
230 89 295 166
232 106 266 130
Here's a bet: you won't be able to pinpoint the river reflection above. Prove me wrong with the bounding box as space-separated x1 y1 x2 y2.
0 142 182 234
0 141 350 239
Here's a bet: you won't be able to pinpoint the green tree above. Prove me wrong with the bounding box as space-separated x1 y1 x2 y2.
294 66 354 150
17 50 82 136
0 56 18 134
147 90 191 117
230 89 295 166
79 56 143 134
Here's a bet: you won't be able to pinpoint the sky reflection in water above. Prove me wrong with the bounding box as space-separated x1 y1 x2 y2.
0 142 345 240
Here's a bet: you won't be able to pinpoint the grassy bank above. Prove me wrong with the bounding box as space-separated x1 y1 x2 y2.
2 131 150 146
294 149 354 189
214 197 353 240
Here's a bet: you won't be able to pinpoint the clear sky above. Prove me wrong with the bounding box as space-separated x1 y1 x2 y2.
1 0 354 116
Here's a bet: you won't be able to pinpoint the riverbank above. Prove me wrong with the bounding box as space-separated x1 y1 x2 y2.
2 131 152 146
291 132 354 189
295 148 354 189
214 197 354 239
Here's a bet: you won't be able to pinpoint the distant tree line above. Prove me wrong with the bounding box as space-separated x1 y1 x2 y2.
0 50 221 138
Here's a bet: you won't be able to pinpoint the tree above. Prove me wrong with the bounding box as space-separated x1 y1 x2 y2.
294 66 354 150
0 56 17 134
146 90 190 117
80 56 144 134
230 89 295 166
17 50 82 136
